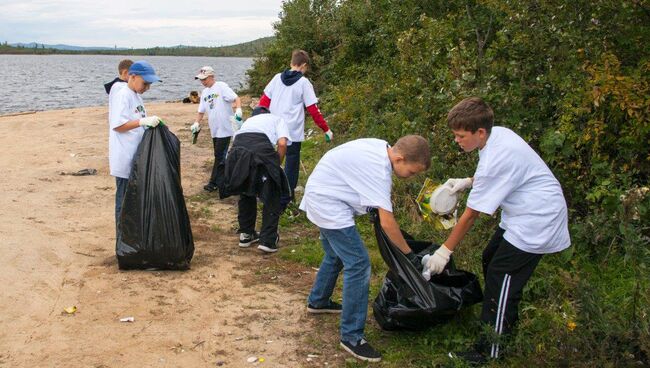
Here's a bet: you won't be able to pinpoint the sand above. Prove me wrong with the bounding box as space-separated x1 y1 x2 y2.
0 102 340 367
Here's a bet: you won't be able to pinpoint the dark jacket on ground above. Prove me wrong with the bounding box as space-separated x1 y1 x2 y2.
219 133 290 213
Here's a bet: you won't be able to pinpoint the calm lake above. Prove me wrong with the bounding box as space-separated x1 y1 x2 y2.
0 54 254 115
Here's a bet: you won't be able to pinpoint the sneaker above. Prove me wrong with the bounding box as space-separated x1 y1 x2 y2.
448 348 487 365
257 235 279 253
203 183 218 192
238 232 259 248
340 339 381 362
307 300 342 314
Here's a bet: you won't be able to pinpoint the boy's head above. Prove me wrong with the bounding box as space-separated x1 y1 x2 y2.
127 60 161 94
390 135 431 178
447 97 493 152
290 50 310 73
118 59 133 81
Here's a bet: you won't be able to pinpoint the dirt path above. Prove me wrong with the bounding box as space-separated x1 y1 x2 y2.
0 102 342 367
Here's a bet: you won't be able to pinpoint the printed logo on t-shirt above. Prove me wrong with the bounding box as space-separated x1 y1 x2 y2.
203 93 220 110
135 105 146 118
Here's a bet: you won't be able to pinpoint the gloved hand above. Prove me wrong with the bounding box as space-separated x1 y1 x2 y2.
324 129 333 143
405 251 423 272
444 177 472 193
425 244 453 275
190 121 201 134
234 107 243 121
139 116 160 128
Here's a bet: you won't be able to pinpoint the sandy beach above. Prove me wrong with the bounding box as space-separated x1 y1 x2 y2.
0 102 339 367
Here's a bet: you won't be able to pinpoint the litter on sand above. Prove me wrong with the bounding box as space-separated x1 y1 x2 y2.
59 168 97 176
119 316 135 322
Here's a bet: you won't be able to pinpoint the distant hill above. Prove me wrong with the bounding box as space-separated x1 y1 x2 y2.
0 37 274 57
9 42 127 51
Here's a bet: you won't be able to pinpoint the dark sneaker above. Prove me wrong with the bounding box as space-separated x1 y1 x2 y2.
340 339 381 362
203 183 218 192
448 348 488 365
307 300 342 314
257 235 279 253
238 232 259 248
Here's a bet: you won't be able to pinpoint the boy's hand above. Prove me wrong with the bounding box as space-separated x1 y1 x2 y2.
324 129 334 143
425 244 453 275
139 116 161 128
234 107 243 121
444 177 472 193
190 122 201 134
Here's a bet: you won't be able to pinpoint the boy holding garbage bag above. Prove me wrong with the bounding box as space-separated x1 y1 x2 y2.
108 60 163 232
425 97 571 364
300 135 430 362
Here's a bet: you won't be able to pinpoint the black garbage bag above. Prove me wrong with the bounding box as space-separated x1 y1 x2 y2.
116 125 194 270
370 209 483 331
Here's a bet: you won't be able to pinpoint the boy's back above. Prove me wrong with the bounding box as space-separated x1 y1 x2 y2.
264 71 317 142
300 138 393 229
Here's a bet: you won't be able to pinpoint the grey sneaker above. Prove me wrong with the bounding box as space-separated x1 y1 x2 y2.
340 339 381 362
238 232 259 248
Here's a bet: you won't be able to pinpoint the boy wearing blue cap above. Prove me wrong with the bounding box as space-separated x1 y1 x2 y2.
108 60 163 232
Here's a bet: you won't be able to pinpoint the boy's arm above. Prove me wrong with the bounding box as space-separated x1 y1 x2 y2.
306 103 330 132
259 93 271 108
276 137 287 163
442 207 481 251
378 208 413 255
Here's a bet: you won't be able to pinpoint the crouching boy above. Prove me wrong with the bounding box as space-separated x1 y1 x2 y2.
300 135 430 362
219 106 290 253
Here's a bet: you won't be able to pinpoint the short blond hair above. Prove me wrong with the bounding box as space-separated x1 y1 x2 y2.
393 135 431 170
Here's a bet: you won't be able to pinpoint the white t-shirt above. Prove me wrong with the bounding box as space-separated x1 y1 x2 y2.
235 113 291 146
108 86 146 179
467 127 571 254
263 73 318 142
299 138 393 229
198 81 238 138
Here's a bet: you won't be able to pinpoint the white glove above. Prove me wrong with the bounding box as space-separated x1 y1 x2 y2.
421 255 432 281
444 177 472 193
190 121 201 134
425 244 453 275
139 116 160 128
234 107 243 121
324 129 333 142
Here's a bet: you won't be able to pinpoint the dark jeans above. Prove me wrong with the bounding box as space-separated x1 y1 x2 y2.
115 177 129 236
479 227 542 359
280 141 301 210
238 193 280 245
208 136 231 186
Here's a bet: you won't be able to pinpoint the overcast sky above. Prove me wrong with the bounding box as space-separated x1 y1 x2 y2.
0 0 285 48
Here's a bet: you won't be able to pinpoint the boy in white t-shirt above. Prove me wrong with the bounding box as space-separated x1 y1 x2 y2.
300 136 430 362
425 97 571 364
220 106 290 253
190 66 242 193
108 60 163 232
258 50 333 211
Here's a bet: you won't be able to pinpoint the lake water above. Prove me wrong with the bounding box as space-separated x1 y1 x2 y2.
0 55 254 115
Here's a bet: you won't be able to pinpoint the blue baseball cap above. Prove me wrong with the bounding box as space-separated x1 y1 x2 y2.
128 60 162 83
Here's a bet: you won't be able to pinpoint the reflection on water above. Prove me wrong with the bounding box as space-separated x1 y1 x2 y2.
0 54 254 114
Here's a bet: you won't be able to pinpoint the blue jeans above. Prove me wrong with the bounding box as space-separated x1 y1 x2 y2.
115 177 129 235
209 136 231 187
280 141 301 210
308 226 371 343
